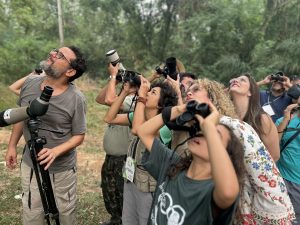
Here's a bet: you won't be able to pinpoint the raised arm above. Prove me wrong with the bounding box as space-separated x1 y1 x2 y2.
104 63 120 105
137 104 186 151
281 75 292 90
131 76 151 135
256 75 271 87
103 83 137 126
166 74 183 105
276 103 299 140
195 103 239 209
9 75 30 96
95 63 119 105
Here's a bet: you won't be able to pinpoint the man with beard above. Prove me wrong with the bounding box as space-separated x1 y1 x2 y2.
257 72 293 122
5 46 87 225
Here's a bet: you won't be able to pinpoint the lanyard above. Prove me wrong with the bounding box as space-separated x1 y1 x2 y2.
266 93 283 105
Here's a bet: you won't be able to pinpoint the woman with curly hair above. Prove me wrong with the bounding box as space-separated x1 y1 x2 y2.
171 77 295 224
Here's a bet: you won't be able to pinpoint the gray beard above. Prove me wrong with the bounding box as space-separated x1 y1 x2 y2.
39 60 63 79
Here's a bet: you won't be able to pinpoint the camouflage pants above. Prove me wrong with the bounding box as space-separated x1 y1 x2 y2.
101 155 126 225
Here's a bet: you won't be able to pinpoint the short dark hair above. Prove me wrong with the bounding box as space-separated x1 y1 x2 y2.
179 72 197 83
68 46 87 82
151 81 178 113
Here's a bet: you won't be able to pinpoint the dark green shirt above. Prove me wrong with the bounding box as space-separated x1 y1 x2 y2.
142 138 237 225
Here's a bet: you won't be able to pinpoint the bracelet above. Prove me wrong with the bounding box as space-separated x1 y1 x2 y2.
109 75 116 80
137 96 147 105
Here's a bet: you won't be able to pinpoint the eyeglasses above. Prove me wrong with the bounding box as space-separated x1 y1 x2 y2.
49 49 72 66
187 85 201 94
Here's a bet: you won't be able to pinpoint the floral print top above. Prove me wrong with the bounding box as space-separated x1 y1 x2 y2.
220 116 295 225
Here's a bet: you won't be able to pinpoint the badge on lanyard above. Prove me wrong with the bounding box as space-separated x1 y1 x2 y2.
262 104 275 116
123 156 136 182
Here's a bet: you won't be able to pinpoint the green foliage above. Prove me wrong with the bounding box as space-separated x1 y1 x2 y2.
0 0 299 84
0 83 18 109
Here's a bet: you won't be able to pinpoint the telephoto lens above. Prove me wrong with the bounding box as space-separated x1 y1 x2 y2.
106 49 120 66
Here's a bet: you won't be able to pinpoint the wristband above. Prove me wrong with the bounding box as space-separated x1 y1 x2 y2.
109 75 116 80
161 106 172 124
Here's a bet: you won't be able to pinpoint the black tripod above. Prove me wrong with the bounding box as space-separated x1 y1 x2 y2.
27 118 60 225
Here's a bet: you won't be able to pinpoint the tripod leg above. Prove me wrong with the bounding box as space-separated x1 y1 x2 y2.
29 140 60 225
39 166 60 225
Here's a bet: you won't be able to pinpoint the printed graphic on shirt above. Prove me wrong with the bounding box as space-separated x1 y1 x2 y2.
151 182 186 225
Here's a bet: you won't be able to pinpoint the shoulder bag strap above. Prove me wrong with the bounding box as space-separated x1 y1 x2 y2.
281 128 300 152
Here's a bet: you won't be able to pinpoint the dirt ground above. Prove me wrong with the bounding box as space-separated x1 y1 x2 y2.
0 127 110 224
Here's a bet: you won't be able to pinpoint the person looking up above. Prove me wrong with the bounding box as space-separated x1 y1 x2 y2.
171 77 295 224
229 73 280 161
5 46 87 225
96 63 135 225
104 76 178 225
276 95 300 224
257 72 292 122
137 100 245 225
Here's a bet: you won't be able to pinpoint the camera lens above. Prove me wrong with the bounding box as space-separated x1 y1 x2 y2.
106 49 120 66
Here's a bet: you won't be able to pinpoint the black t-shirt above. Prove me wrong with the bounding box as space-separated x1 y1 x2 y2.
142 138 237 225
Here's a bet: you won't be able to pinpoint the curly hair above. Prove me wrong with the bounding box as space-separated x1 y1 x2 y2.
195 78 237 118
68 46 87 82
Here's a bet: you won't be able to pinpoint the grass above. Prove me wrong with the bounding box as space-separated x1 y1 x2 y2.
0 77 111 224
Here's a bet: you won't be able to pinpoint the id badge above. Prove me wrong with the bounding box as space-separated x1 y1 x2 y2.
123 156 136 182
262 104 275 116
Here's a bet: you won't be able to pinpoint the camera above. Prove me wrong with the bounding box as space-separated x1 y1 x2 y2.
106 49 140 87
270 71 285 82
155 65 169 78
106 49 120 66
119 70 141 87
155 57 177 80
